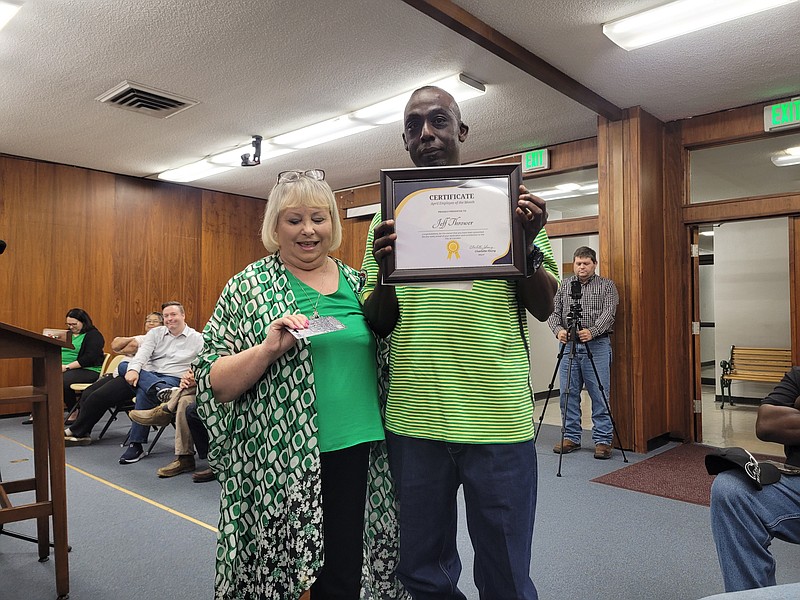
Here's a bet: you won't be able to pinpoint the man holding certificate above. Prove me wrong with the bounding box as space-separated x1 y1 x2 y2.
361 85 559 600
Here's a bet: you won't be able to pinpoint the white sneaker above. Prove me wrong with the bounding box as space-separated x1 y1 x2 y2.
156 387 180 403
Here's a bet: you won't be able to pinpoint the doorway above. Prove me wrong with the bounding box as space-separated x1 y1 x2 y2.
691 217 791 455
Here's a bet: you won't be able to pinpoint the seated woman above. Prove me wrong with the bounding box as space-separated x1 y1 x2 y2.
24 308 105 424
62 308 105 409
63 311 163 445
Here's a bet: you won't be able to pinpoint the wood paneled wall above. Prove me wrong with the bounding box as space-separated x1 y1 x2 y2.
0 156 267 394
599 107 668 452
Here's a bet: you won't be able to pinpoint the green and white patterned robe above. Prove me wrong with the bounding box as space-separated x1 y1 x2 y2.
194 253 407 600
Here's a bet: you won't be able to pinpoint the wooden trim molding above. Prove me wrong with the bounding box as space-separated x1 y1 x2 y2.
544 216 598 238
680 94 800 148
682 193 800 224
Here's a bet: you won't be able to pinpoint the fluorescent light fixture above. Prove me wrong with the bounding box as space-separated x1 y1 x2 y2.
531 181 599 201
603 0 799 51
0 0 24 31
158 73 485 182
158 161 233 183
771 153 800 167
699 231 715 237
345 203 382 219
352 73 486 125
272 116 377 149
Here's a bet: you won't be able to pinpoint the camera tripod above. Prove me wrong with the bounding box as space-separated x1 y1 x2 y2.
534 289 628 476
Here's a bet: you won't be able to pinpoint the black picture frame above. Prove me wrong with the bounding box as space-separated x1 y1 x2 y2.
379 163 525 284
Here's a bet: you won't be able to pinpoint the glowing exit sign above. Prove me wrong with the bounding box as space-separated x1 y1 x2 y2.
764 98 800 132
522 148 549 172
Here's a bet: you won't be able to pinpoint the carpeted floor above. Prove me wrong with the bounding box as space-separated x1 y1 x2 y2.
591 442 783 506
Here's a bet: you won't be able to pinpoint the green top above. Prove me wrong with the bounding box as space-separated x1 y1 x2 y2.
286 268 385 452
361 212 559 444
62 333 102 373
62 333 82 365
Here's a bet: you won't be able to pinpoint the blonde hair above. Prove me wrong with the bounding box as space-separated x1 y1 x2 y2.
261 177 342 253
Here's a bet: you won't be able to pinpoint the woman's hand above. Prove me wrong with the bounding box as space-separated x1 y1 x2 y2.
209 313 311 404
263 313 309 359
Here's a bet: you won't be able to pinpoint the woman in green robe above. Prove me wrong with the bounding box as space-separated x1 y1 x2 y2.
194 170 406 600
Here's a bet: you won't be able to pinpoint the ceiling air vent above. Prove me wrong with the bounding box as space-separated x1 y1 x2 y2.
95 81 199 118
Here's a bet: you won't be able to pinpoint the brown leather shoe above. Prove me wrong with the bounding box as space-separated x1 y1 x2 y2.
553 439 581 454
192 468 215 483
157 455 195 478
130 403 174 427
594 443 613 459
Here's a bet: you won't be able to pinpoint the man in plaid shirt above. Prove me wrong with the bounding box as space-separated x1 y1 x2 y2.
547 246 619 459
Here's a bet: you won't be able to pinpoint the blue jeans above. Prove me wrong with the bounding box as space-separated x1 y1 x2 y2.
558 336 612 445
124 364 180 444
386 431 538 600
710 469 800 591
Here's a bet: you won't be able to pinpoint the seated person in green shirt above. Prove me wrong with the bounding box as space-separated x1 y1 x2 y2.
25 307 105 424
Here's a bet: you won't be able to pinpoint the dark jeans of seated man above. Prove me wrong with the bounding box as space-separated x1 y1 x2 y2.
125 364 180 445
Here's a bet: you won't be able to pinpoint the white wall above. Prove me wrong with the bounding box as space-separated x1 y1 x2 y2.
713 217 790 398
699 262 715 365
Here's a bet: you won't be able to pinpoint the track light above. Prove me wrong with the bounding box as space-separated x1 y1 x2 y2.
240 135 262 167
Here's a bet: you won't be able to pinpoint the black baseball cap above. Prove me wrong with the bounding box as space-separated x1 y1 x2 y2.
705 447 781 490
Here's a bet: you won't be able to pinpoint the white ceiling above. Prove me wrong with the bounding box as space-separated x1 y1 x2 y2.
1 0 799 199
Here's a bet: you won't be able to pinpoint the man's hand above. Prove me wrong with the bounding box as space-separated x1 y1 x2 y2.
372 219 397 264
557 330 569 343
516 185 548 247
179 369 196 390
125 370 139 387
578 328 594 343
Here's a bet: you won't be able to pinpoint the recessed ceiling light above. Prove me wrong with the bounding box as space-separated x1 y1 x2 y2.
603 0 799 51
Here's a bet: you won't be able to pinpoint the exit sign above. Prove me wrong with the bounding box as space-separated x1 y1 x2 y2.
764 98 800 132
522 149 549 172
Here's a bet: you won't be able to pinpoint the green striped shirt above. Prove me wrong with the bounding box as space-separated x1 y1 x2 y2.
361 213 558 443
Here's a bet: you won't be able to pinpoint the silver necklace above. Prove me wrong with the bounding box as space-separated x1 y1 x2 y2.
297 260 329 319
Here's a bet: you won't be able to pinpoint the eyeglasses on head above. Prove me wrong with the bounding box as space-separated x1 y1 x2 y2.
277 169 325 184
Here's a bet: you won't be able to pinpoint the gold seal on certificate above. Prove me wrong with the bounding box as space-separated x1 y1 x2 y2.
380 163 526 284
446 240 460 260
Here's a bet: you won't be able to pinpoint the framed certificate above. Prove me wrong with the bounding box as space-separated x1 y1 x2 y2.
380 163 525 284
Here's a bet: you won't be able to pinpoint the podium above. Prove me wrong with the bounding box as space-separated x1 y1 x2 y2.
0 321 70 599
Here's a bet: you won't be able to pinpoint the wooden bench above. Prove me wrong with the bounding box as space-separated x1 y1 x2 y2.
719 346 792 408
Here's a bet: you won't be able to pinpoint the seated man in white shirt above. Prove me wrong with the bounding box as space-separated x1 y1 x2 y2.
119 301 203 465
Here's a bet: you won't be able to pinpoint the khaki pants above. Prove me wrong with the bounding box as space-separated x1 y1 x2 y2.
164 387 197 456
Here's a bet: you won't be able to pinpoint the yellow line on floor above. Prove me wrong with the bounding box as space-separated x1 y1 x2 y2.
0 433 217 533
